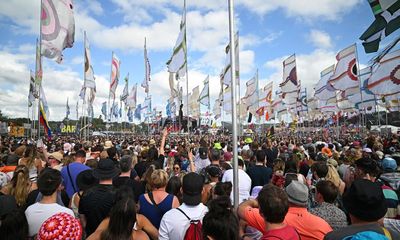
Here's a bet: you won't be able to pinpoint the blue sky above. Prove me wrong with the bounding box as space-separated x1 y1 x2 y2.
0 0 397 121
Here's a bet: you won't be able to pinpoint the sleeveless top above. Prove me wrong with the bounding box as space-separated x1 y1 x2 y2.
138 193 174 229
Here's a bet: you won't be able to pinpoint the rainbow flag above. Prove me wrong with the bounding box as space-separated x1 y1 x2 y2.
39 101 52 139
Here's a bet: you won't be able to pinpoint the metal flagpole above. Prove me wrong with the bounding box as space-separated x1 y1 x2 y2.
184 0 190 134
355 44 365 135
228 0 239 209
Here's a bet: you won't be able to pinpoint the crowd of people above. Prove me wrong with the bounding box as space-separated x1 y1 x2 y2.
0 128 400 239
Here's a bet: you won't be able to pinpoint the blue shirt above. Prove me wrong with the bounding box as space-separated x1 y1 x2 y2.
61 162 90 198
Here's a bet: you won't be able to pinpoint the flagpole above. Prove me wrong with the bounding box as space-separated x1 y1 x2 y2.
108 51 113 126
228 0 239 209
183 0 190 134
354 44 365 135
36 38 42 140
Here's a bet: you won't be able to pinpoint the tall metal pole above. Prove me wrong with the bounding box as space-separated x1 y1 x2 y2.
184 0 189 134
228 0 239 209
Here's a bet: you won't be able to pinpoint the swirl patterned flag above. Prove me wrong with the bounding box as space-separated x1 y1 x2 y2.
41 0 75 63
328 44 359 91
109 53 120 101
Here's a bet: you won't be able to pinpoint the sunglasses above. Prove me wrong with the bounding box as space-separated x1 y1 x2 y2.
174 167 180 170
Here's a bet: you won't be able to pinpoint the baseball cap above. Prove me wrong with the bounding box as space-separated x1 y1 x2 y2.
182 172 204 206
382 157 397 172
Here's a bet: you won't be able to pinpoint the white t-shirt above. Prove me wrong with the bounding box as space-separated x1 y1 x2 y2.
25 202 74 237
159 203 208 240
222 168 252 204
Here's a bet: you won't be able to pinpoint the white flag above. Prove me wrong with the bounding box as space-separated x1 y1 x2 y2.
328 44 359 91
198 76 210 106
84 31 95 89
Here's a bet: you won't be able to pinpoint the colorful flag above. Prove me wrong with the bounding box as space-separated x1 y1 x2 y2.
28 70 37 107
142 40 151 93
109 53 120 101
167 0 187 79
134 104 142 120
41 0 75 63
328 44 359 91
297 89 308 113
84 31 95 89
244 76 258 110
127 84 137 109
360 1 400 53
367 49 400 95
348 67 377 112
39 86 51 139
120 73 129 102
35 39 42 85
66 97 70 118
198 75 210 106
101 102 107 118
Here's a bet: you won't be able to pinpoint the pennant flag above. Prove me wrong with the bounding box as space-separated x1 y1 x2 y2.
35 39 42 85
39 86 51 139
41 0 75 63
109 53 120 101
360 1 400 53
127 107 134 122
169 72 179 98
280 54 299 106
66 97 70 118
256 106 264 116
101 102 107 118
142 39 151 93
28 70 37 107
112 102 119 118
314 65 336 101
84 31 95 89
222 32 240 88
328 44 359 91
198 75 210 106
166 99 171 117
127 84 137 109
167 0 187 79
120 74 129 102
134 104 142 120
367 49 400 95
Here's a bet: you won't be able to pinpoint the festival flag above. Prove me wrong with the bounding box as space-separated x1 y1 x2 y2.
348 67 377 112
134 104 142 120
166 99 171 117
112 102 119 118
280 54 299 106
40 0 75 63
109 53 120 101
328 44 359 91
360 0 400 53
255 106 264 116
213 98 221 119
79 86 86 100
119 101 122 118
101 102 107 118
127 107 133 122
170 97 177 118
198 75 210 106
190 86 200 117
127 84 137 109
168 72 179 98
120 73 129 103
142 39 151 93
314 65 336 101
222 86 232 113
167 0 187 79
244 75 258 112
39 86 51 139
142 96 152 117
28 70 37 107
84 31 95 89
87 105 94 120
297 89 308 114
88 88 95 120
66 97 70 118
222 32 240 88
35 39 42 85
76 100 79 119
258 81 273 114
367 49 400 95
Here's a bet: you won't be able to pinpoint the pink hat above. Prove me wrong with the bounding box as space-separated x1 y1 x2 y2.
37 213 82 240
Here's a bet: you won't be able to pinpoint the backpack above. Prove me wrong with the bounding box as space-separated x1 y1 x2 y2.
343 228 392 240
176 208 203 240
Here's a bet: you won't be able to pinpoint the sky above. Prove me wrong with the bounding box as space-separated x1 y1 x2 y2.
0 0 397 122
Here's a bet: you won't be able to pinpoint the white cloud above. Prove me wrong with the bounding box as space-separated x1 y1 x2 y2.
308 30 333 49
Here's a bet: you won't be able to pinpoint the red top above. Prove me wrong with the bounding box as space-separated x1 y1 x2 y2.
261 224 300 240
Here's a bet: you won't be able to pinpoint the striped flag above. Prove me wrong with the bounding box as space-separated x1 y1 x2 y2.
167 0 187 79
314 65 336 101
280 54 299 107
142 40 151 93
222 32 240 88
360 0 400 53
41 0 75 63
39 86 51 139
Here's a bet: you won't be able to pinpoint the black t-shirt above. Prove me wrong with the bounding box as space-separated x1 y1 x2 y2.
264 147 278 168
79 184 116 236
6 154 19 166
134 161 150 179
113 176 144 203
246 165 272 191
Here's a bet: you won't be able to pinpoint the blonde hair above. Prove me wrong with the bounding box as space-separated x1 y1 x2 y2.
9 165 30 206
273 160 285 173
150 169 169 189
325 164 341 188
